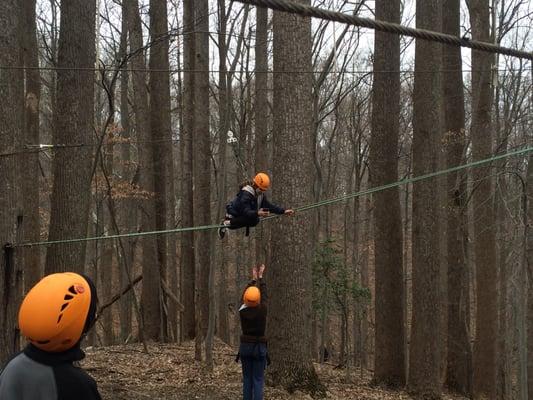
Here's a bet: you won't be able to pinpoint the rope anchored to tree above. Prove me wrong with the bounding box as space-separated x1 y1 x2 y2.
234 0 533 61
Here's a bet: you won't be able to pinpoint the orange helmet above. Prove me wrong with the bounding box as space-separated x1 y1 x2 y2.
19 272 96 352
253 172 270 191
243 286 261 307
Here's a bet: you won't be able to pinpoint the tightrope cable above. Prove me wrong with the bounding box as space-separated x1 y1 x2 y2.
15 145 533 248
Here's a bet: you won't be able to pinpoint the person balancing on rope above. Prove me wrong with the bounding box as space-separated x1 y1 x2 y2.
218 172 294 239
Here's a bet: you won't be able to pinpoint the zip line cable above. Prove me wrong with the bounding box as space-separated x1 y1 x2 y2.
15 144 533 248
234 0 533 61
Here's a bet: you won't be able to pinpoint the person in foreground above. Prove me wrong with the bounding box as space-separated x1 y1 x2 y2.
238 264 269 400
0 272 102 400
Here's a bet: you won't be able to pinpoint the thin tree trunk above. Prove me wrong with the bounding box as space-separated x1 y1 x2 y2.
22 0 41 290
216 0 230 345
118 5 133 343
149 0 174 342
180 0 196 342
193 0 211 361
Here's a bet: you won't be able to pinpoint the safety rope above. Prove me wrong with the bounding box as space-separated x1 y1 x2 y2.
234 0 533 61
15 145 533 248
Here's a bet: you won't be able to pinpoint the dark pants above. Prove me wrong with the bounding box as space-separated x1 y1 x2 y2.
240 342 267 400
227 215 259 230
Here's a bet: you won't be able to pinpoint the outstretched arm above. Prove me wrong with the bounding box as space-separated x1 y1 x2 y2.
257 264 267 304
261 196 290 215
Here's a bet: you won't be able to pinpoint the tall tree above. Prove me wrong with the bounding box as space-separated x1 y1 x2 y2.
0 0 24 364
125 0 160 341
149 0 174 341
468 0 498 397
254 5 270 266
407 0 442 397
22 0 41 290
268 1 324 394
442 0 471 394
180 0 196 342
118 1 134 343
193 0 211 360
44 0 96 274
369 0 405 387
215 0 230 345
528 64 533 400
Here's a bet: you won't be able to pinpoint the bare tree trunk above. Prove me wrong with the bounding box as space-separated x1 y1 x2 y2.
370 0 405 387
149 0 174 342
268 2 324 395
180 0 196 342
526 68 533 400
118 4 134 343
125 0 160 341
215 0 230 345
442 0 472 394
254 5 270 266
468 0 498 397
407 0 442 397
193 0 211 361
45 0 96 274
22 0 41 290
0 0 24 364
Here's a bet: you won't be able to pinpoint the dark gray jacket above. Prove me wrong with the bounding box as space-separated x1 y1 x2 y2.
0 344 101 400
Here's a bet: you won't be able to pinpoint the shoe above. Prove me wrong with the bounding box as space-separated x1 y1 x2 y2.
218 220 230 240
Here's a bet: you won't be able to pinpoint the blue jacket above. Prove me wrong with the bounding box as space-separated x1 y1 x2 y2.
226 185 285 219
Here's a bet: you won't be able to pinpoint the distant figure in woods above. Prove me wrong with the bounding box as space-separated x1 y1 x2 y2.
237 264 269 400
0 272 102 400
218 172 294 239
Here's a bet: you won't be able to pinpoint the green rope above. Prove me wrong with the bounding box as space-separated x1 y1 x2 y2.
15 145 533 248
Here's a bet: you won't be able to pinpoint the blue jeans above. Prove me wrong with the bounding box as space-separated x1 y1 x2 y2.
240 342 267 400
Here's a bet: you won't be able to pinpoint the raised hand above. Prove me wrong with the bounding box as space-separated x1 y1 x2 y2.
252 266 258 280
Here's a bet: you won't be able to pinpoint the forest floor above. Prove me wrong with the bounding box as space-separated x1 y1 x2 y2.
83 340 469 400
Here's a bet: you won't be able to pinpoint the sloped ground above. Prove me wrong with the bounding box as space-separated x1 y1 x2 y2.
83 341 468 400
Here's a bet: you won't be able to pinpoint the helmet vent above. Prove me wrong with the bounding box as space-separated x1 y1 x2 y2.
64 294 74 300
60 303 69 312
37 340 50 345
68 286 77 295
57 314 63 324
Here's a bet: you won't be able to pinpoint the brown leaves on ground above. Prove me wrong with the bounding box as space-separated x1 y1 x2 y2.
82 340 468 400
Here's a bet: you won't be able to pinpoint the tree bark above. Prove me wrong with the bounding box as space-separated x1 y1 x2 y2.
193 0 211 360
22 0 41 290
180 0 196 342
268 2 324 395
125 0 160 341
407 0 442 397
468 0 498 397
45 0 96 274
0 0 24 364
149 0 174 341
118 3 134 343
442 0 472 395
370 0 405 387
